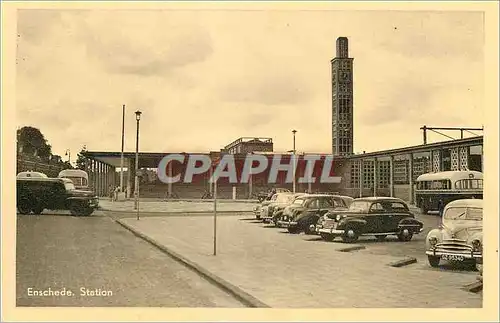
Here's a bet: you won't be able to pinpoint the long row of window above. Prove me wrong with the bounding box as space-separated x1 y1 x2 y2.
416 179 483 190
349 159 431 188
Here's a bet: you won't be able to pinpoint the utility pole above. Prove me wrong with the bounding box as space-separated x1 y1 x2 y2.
120 104 125 192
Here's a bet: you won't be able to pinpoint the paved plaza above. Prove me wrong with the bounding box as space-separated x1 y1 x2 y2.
119 213 482 308
16 213 244 307
98 199 257 214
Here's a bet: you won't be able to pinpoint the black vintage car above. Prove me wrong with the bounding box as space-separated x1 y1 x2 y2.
315 197 423 243
277 194 349 234
17 177 99 216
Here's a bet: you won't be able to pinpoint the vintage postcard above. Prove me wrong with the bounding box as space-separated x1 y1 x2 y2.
2 1 499 322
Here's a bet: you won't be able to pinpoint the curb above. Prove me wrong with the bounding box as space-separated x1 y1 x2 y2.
115 219 270 308
101 209 254 215
100 199 260 204
337 245 366 252
388 257 418 267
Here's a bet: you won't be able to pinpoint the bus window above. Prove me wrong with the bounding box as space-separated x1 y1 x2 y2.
471 179 483 189
455 179 483 190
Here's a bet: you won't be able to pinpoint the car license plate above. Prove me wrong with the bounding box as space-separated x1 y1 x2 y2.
442 254 464 262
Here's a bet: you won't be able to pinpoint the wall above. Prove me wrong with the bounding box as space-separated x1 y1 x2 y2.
394 184 411 203
17 156 66 178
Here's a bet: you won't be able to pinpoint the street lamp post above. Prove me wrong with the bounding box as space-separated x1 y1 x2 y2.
292 129 297 193
120 104 125 193
65 149 71 165
134 110 142 219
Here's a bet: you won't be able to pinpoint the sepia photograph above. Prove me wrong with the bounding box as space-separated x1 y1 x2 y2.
2 1 499 322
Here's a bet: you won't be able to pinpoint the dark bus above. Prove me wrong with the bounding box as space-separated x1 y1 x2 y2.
415 170 483 214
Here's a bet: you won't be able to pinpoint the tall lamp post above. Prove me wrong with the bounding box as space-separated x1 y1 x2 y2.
120 104 125 193
65 149 71 165
134 110 142 219
292 129 297 193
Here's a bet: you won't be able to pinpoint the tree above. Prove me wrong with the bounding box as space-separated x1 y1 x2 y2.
37 143 52 162
17 126 52 160
61 161 73 170
51 155 62 164
75 145 88 170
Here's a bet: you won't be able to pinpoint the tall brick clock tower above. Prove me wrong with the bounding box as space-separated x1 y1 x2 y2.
331 37 354 156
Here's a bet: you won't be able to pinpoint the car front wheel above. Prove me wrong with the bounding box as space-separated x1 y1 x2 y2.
70 202 94 216
342 228 359 243
397 229 413 241
303 220 316 235
428 255 440 267
287 226 300 234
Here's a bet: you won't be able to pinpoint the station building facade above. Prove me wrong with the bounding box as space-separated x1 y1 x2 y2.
80 36 483 204
82 135 483 204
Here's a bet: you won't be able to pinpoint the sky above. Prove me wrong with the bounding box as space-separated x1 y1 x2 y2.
16 9 485 161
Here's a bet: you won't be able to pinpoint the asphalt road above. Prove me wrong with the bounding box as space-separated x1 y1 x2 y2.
16 211 244 307
265 211 478 274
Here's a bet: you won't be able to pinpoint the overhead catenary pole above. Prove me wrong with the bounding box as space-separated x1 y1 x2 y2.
120 104 125 192
420 125 483 144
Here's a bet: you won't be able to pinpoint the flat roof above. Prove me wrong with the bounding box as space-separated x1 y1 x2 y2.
82 136 483 168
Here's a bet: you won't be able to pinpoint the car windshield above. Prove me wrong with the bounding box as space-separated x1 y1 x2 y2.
293 198 305 205
348 201 371 212
276 194 292 203
63 176 88 186
444 207 482 221
64 182 76 191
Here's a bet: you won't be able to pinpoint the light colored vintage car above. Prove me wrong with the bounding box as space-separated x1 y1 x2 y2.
425 199 483 269
261 193 304 224
254 193 280 219
260 192 295 221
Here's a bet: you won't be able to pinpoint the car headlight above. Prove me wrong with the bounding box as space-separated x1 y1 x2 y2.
335 214 341 221
428 236 438 246
472 239 482 252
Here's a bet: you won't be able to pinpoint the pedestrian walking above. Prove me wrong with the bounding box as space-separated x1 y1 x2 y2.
113 186 120 201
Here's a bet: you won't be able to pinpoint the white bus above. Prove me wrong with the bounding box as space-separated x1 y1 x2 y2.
58 169 89 190
415 170 483 214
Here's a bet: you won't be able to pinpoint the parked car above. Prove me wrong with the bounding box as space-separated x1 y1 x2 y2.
425 199 482 269
254 193 279 219
16 177 99 216
277 194 349 234
257 188 291 202
253 204 262 218
315 197 423 243
339 195 354 207
261 193 304 224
